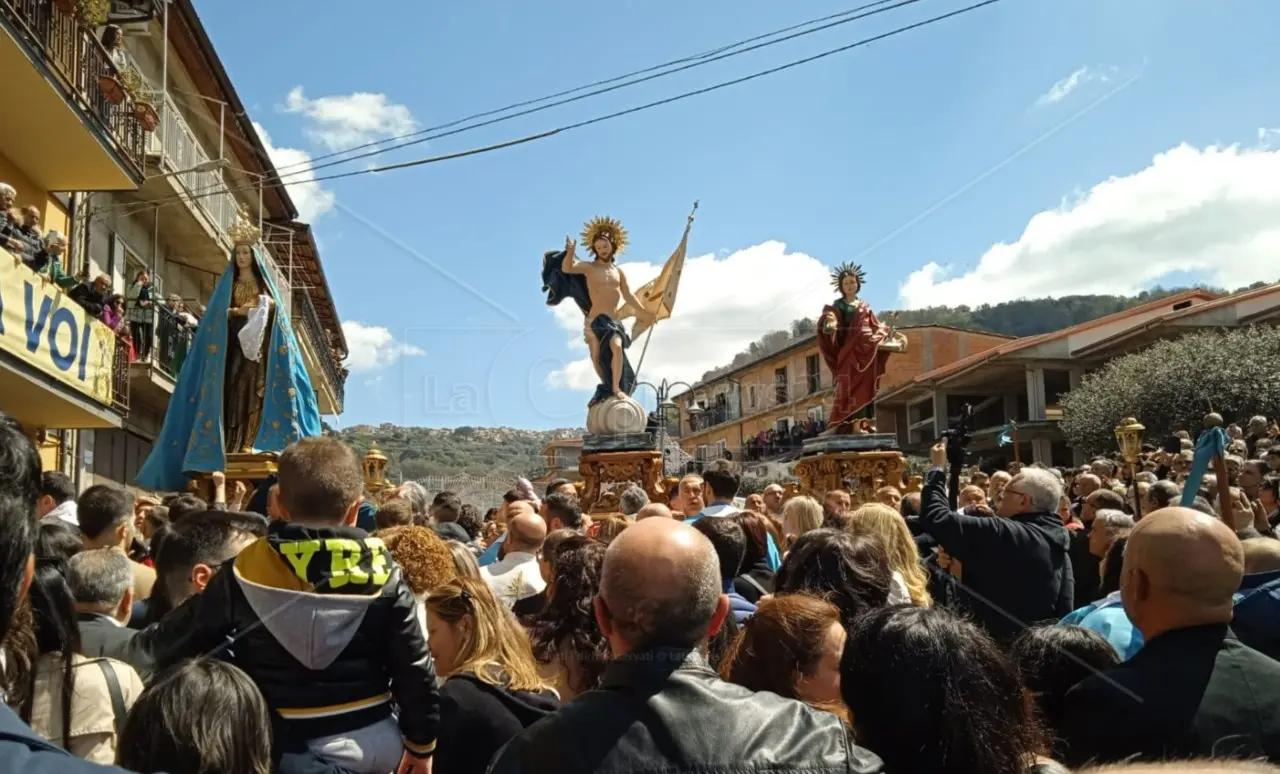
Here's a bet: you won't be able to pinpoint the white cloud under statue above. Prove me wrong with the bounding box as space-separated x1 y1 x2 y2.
898 139 1280 309
342 321 425 372
284 87 418 151
252 121 334 221
545 241 831 392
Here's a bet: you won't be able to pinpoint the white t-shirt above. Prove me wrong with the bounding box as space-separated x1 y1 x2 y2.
480 551 546 608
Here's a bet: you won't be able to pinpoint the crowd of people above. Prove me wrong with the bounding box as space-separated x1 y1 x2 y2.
1 411 1279 773
3 181 201 368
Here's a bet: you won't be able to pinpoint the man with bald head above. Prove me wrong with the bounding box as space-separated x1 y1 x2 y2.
1060 507 1280 767
988 470 1012 509
480 507 546 608
761 483 785 519
490 518 884 774
478 494 537 567
635 502 673 521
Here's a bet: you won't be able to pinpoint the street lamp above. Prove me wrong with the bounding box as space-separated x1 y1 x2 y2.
1115 417 1145 519
636 378 694 474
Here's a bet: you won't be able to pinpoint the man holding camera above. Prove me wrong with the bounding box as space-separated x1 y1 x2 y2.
920 438 1076 643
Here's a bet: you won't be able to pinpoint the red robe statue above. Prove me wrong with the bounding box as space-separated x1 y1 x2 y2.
818 298 894 431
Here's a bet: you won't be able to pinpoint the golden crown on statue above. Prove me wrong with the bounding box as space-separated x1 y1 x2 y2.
228 206 262 247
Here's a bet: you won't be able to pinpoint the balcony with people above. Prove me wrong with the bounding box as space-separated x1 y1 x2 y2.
0 0 148 191
124 270 199 405
0 199 130 427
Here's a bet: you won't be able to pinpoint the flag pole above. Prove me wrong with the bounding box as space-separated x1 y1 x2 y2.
632 201 697 382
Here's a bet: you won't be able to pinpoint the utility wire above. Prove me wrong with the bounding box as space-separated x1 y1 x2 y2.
109 0 927 215
105 0 1004 221
266 0 910 174
272 0 927 181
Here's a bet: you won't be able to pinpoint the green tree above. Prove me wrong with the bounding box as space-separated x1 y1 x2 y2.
1060 327 1280 456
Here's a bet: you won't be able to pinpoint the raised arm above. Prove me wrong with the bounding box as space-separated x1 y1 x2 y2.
561 237 585 275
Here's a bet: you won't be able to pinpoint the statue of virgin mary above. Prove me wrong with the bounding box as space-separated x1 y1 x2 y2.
136 209 322 491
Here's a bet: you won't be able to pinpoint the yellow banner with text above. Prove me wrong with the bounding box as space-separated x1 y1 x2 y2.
0 254 116 406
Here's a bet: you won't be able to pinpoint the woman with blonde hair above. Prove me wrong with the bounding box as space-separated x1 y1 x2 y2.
849 503 932 607
425 578 560 774
781 495 823 549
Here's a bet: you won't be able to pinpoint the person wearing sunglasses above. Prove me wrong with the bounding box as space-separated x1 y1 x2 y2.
917 440 1075 644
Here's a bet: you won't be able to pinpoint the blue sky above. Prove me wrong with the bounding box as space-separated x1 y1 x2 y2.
194 0 1280 430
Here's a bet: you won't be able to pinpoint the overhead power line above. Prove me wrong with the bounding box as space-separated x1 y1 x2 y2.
267 0 913 175
106 0 1005 221
121 0 928 214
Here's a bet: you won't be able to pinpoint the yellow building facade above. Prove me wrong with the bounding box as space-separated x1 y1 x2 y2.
1 0 148 470
1 0 348 490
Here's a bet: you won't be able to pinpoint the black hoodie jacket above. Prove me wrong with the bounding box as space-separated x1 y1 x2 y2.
130 522 439 759
918 467 1074 642
436 674 559 774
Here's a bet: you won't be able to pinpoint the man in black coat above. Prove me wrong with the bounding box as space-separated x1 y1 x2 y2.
917 441 1074 643
66 547 138 666
489 517 884 774
1059 507 1280 766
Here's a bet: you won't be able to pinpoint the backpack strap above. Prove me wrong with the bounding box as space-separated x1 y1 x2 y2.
737 573 769 598
86 658 127 738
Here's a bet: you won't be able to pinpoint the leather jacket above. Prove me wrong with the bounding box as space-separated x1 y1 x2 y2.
488 648 883 774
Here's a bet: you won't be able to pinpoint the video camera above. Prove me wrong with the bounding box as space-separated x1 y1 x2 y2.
939 402 974 466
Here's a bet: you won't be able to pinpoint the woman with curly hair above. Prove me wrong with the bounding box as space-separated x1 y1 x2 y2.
848 503 932 607
425 578 559 774
525 536 609 701
378 525 457 637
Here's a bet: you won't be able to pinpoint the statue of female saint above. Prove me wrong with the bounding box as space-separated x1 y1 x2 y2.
817 263 906 434
225 239 272 452
137 209 323 491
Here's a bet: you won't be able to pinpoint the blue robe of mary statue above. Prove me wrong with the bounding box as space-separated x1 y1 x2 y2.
137 245 322 492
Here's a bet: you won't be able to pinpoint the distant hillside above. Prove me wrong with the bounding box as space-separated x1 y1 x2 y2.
335 425 583 481
699 284 1268 383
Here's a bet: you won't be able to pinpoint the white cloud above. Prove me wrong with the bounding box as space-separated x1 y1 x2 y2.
252 121 334 221
1036 66 1112 106
545 241 832 391
284 87 418 151
1259 127 1280 148
898 140 1280 309
341 320 424 372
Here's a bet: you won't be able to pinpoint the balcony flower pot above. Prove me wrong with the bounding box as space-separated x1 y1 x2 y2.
98 75 126 105
74 0 109 28
53 0 75 13
135 101 160 132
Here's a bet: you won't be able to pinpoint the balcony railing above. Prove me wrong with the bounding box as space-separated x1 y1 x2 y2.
128 303 193 381
0 0 146 176
147 90 239 240
111 334 131 413
292 290 345 408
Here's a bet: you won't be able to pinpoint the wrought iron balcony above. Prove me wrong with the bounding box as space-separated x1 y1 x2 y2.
0 0 147 180
292 289 345 409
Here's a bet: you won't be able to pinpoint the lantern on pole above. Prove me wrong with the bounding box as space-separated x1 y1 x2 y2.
1115 417 1145 520
363 442 389 495
1114 417 1145 464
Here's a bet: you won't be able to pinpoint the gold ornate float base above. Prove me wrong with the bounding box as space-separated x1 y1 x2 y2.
794 450 912 506
579 449 665 514
189 452 279 501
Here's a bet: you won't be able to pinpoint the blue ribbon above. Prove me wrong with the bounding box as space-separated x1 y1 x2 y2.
997 423 1014 447
1179 427 1229 507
